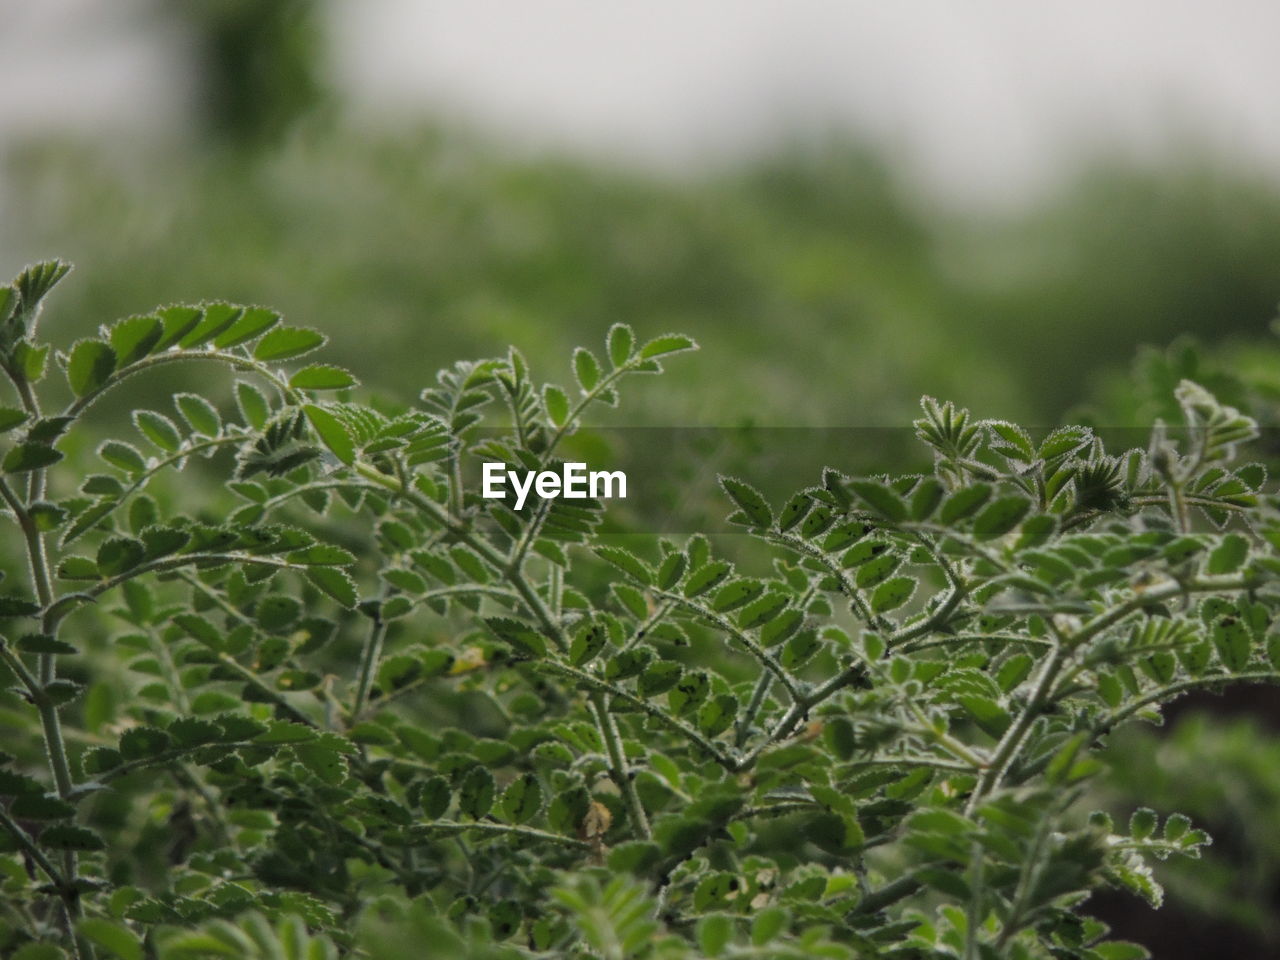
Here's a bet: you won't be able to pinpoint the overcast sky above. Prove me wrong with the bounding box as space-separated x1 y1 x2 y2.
4 0 1280 206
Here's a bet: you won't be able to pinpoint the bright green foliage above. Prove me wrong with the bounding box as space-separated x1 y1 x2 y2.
1 263 1278 959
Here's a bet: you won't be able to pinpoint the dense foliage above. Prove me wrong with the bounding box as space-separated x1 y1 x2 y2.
3 263 1280 959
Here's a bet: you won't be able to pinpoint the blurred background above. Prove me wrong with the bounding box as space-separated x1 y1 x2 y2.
4 1 1280 953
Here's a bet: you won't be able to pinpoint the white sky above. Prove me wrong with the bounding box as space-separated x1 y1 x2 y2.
4 0 1280 206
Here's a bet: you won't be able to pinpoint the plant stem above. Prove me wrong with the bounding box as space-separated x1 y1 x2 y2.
590 692 651 840
352 611 387 719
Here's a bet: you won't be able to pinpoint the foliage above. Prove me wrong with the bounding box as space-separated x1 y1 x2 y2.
3 264 1280 960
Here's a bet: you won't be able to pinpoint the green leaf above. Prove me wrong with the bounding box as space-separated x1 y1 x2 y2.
288 544 356 565
133 410 181 452
17 634 77 655
119 726 172 760
57 556 99 580
99 439 147 474
849 479 908 523
941 484 992 523
719 476 772 527
607 323 635 368
543 384 570 426
458 766 496 819
10 793 76 820
236 380 270 429
910 477 945 520
66 339 117 397
175 393 221 435
179 303 242 347
15 342 51 382
77 917 143 960
710 578 763 613
871 576 916 613
485 617 548 658
683 560 732 598
0 406 29 433
214 306 281 348
1212 617 1252 672
154 305 201 350
958 695 1012 738
595 546 653 585
40 824 105 851
697 914 733 956
1207 533 1248 574
973 496 1032 538
656 551 687 590
637 661 682 697
306 567 358 608
0 596 41 617
697 693 738 737
108 314 163 367
573 347 601 391
290 364 359 390
1129 807 1157 840
417 776 452 819
304 404 355 464
499 773 543 824
96 538 146 577
253 325 327 362
570 622 608 666
3 442 62 473
639 334 698 359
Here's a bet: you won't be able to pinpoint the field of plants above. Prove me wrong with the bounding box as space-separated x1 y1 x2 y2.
6 8 1280 957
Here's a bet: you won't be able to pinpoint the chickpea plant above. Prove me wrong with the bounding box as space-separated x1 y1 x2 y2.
1 261 1278 960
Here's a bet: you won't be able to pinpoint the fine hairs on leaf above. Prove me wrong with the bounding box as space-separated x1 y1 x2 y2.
0 260 1275 960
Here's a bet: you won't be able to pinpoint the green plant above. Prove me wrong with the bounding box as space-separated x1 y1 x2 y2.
2 261 1280 959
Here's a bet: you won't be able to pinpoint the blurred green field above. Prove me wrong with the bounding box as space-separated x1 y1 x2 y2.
6 121 1280 434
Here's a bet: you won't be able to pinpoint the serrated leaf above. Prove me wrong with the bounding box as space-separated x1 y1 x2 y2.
595 546 653 585
849 479 907 523
96 537 145 577
683 560 732 598
3 442 62 473
720 476 772 527
306 567 358 608
607 323 635 368
290 364 358 390
458 766 495 819
133 410 181 452
0 596 41 617
235 381 270 429
214 305 280 348
973 496 1032 538
570 622 608 666
543 384 570 426
108 315 162 367
17 634 77 655
639 334 697 359
66 339 116 397
77 918 143 960
941 484 992 523
174 393 221 436
573 347 601 391
303 404 355 465
499 773 542 824
1207 533 1248 575
485 617 548 658
99 439 147 474
871 576 915 613
41 824 105 851
0 406 28 433
253 325 327 362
